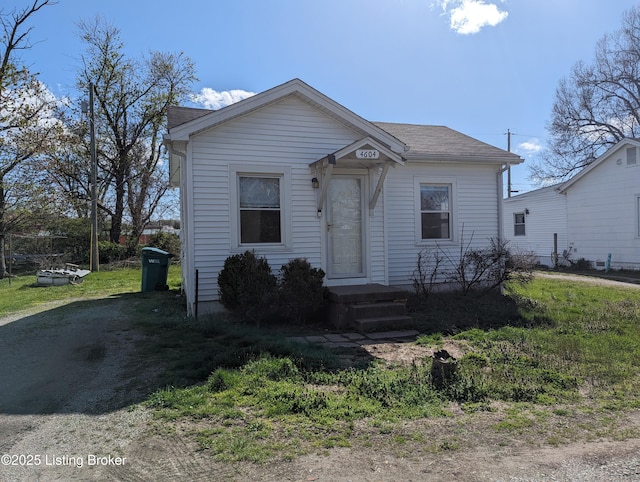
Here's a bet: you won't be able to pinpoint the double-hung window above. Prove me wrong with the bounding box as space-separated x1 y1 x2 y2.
239 175 282 244
420 184 451 240
514 212 526 236
637 196 640 237
230 165 290 249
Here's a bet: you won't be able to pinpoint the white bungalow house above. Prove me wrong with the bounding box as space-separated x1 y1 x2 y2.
503 138 640 270
164 79 523 317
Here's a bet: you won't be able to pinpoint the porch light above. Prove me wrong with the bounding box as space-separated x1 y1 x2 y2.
311 177 319 189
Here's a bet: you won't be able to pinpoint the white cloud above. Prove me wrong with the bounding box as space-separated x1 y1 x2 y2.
433 0 508 35
518 139 542 154
190 88 255 110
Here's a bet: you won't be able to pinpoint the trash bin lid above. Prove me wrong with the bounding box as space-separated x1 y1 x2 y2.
141 247 171 257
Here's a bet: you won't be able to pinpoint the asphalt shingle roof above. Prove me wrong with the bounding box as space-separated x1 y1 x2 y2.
167 106 211 130
374 122 521 163
166 107 522 164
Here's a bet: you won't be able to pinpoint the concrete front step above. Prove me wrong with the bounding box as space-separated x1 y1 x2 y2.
328 284 411 333
353 315 416 333
349 301 407 319
328 284 408 304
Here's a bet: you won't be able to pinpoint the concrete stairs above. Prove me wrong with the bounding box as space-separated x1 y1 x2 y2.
328 284 415 333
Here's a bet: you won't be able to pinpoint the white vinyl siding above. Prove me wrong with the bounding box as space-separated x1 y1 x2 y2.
565 146 640 269
386 163 500 288
188 96 367 305
503 186 568 267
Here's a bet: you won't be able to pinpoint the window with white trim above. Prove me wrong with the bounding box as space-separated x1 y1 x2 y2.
420 184 451 240
514 212 526 236
627 147 637 166
229 165 290 249
637 196 640 237
239 175 282 244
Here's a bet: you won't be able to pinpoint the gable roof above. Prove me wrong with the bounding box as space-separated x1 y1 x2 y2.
558 137 640 193
374 122 523 164
165 79 522 166
165 78 407 153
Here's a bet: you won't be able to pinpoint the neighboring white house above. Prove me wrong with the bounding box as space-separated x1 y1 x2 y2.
502 185 568 267
504 138 640 270
163 79 523 315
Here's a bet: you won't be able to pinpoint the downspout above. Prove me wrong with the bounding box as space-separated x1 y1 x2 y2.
498 164 509 242
168 145 192 311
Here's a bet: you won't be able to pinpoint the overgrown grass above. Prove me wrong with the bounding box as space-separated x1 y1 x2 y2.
143 275 640 463
0 264 181 316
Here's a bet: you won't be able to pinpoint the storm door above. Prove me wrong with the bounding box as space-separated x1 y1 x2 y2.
326 176 365 278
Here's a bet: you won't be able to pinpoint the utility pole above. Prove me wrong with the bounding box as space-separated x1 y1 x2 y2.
507 129 512 198
506 129 518 198
84 83 100 272
90 83 99 272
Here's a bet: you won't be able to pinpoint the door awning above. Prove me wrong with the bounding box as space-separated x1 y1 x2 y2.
309 137 404 214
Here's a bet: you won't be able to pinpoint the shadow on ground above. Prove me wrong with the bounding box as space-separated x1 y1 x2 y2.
0 291 184 416
0 290 382 417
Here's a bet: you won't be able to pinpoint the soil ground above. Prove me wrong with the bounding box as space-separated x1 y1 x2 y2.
1 273 640 481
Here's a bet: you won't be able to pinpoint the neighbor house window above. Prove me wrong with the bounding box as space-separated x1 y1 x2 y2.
239 175 281 244
420 184 451 239
637 196 640 237
627 147 637 166
514 212 526 236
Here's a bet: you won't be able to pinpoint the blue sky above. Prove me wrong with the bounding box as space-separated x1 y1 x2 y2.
16 0 640 194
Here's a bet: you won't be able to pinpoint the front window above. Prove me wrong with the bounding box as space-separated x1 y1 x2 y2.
420 184 451 239
514 212 526 236
239 176 281 243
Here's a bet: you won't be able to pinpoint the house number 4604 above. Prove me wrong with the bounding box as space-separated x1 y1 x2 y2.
356 149 380 159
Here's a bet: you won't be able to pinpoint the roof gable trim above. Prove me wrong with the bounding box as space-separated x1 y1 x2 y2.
559 138 640 193
167 79 407 153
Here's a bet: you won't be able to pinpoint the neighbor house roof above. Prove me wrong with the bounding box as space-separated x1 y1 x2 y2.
503 183 563 201
167 106 211 130
374 122 523 164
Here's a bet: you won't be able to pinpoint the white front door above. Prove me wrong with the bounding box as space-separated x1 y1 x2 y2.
326 176 365 278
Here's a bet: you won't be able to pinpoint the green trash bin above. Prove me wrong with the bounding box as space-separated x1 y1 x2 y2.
141 247 172 292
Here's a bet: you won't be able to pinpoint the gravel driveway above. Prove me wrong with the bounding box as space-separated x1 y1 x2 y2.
1 279 640 481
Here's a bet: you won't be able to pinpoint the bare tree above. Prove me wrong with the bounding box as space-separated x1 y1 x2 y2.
77 18 196 245
533 6 640 182
0 0 58 277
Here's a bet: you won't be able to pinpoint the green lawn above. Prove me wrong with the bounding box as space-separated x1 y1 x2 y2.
0 264 181 316
142 275 640 463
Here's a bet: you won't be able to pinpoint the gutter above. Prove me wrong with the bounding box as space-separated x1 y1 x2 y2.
403 154 524 164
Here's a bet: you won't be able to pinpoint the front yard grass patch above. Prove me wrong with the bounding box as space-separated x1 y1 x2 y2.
0 265 181 315
142 275 640 463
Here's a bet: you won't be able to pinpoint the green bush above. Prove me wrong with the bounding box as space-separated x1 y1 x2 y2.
278 258 326 323
98 241 127 263
147 231 181 258
217 251 278 322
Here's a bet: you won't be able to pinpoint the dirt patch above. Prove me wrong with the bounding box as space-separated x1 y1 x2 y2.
360 340 467 367
1 294 640 481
